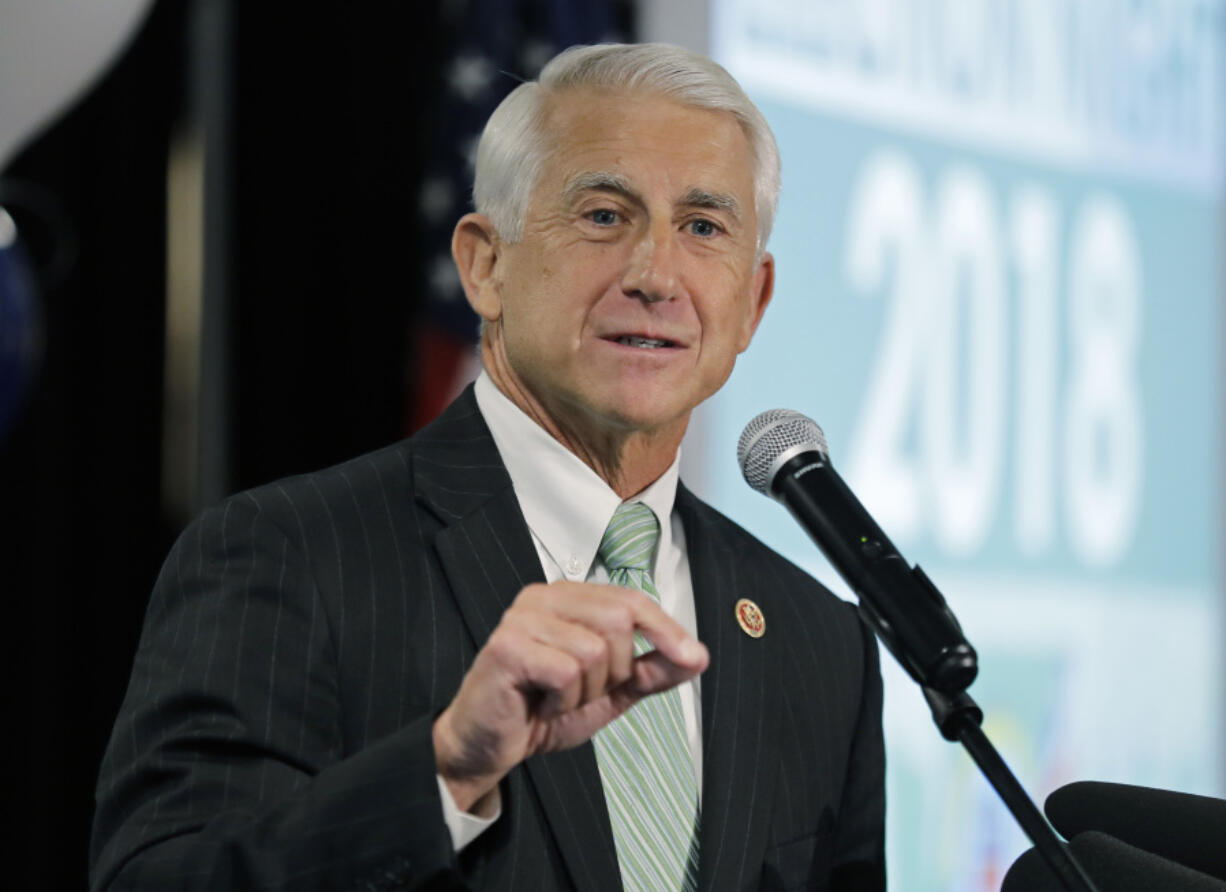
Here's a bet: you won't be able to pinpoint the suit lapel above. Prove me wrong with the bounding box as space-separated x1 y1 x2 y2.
415 388 621 892
678 487 781 892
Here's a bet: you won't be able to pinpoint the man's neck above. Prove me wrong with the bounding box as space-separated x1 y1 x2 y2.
480 335 685 500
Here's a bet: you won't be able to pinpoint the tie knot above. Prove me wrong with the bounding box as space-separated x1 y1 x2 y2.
598 502 660 573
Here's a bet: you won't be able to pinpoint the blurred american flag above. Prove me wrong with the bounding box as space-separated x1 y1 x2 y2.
408 0 634 431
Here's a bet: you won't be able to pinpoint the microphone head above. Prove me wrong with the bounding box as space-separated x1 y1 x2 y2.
738 409 829 496
1045 781 1226 882
1002 830 1226 892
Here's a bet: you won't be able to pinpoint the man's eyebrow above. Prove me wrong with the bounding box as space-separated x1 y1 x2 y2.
561 174 742 223
562 171 640 204
682 188 741 221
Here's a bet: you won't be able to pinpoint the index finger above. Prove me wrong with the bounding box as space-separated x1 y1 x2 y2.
521 581 707 672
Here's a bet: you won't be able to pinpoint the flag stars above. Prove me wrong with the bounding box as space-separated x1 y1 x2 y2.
519 39 555 77
419 175 456 224
460 134 481 170
429 254 463 300
449 53 495 102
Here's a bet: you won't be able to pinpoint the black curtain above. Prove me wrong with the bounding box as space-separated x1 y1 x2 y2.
229 5 442 490
1 3 185 888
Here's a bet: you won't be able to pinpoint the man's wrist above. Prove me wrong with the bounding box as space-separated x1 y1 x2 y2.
432 710 503 814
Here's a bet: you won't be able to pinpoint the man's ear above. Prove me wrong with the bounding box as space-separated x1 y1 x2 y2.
451 213 503 321
737 251 775 352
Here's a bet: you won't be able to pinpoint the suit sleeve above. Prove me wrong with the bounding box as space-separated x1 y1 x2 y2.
90 496 460 891
831 611 887 891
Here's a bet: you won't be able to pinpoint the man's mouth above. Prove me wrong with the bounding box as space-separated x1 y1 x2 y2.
613 335 677 349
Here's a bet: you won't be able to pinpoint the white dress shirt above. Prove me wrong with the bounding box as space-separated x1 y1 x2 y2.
436 372 704 851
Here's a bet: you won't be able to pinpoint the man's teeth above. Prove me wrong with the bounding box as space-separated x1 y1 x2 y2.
617 336 670 348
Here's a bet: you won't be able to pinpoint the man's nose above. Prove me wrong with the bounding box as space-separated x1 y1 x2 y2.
621 225 678 303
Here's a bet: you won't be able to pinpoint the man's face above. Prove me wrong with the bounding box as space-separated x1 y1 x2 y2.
479 87 773 440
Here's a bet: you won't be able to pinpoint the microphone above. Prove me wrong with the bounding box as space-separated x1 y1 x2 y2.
738 409 977 694
1002 782 1226 889
1002 830 1226 891
1045 782 1226 882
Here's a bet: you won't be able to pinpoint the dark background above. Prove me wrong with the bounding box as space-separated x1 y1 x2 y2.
0 1 632 886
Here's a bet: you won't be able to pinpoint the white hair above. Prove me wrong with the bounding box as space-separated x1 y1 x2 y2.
472 43 781 255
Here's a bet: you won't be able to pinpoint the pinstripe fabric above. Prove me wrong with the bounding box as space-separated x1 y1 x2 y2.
593 503 700 892
90 386 885 891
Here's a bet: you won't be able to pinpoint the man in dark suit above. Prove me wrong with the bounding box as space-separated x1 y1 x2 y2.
91 43 885 890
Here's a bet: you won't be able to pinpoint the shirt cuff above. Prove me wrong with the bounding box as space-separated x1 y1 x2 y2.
436 774 501 852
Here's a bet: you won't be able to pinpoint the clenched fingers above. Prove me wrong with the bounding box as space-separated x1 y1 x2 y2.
513 581 706 677
500 610 613 707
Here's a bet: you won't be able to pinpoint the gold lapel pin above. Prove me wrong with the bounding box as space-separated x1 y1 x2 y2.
734 598 765 638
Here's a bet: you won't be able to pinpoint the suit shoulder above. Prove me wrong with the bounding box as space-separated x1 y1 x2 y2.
185 387 498 549
199 439 417 532
201 385 493 528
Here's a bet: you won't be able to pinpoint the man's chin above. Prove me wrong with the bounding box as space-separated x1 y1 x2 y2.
584 399 694 441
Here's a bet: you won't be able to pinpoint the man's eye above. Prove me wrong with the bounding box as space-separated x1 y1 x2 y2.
589 209 619 226
689 219 719 237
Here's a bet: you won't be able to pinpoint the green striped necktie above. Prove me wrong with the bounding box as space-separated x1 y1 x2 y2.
592 501 700 892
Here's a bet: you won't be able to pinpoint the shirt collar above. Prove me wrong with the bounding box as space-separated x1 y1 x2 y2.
473 372 680 577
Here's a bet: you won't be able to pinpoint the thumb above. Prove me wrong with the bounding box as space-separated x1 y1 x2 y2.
618 642 709 704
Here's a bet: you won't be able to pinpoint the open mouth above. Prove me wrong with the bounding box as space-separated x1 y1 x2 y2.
612 335 678 349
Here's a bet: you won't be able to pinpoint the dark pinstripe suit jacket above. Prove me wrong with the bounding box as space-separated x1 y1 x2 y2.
91 387 885 891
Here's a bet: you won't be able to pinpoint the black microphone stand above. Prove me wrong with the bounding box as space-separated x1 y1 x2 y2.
795 477 1101 889
742 424 1102 890
919 686 1099 892
848 559 1100 890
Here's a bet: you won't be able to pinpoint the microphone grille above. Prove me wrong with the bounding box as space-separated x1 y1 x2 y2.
737 409 828 495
